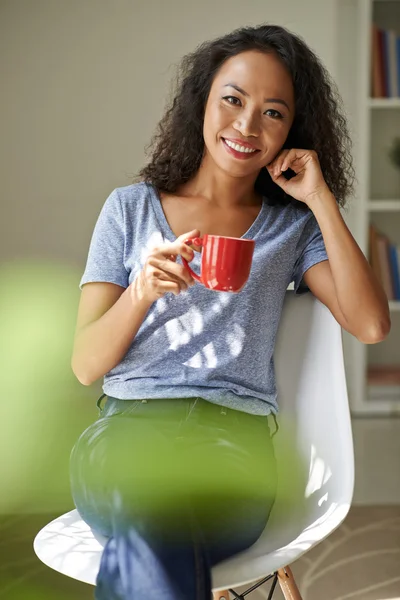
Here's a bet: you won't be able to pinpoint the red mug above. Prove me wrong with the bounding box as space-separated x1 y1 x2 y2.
182 235 255 293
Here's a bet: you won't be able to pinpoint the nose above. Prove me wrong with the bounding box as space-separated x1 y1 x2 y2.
233 109 261 138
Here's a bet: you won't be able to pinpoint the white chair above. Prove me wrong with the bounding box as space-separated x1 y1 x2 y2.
34 291 354 599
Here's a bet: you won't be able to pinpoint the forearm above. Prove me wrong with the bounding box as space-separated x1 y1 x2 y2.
72 279 153 385
309 191 391 337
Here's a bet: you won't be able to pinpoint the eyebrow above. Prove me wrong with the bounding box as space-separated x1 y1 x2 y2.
223 83 290 111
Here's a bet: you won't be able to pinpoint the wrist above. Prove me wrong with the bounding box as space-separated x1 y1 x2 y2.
130 274 154 309
306 188 338 215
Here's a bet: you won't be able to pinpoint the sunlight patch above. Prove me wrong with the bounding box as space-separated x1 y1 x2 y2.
140 231 165 265
305 445 332 498
183 343 217 369
226 323 245 357
165 306 203 350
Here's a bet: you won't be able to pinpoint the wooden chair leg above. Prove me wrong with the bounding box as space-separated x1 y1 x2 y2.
277 566 303 600
213 591 230 600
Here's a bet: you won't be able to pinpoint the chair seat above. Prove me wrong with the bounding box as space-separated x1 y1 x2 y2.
34 495 350 591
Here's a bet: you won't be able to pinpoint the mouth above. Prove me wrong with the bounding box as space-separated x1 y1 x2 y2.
221 138 261 160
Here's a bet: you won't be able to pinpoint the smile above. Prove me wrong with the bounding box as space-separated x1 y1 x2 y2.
222 138 260 160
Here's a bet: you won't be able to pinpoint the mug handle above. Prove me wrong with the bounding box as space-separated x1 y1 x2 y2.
181 237 203 283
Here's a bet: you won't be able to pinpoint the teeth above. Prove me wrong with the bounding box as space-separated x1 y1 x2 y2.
224 139 257 153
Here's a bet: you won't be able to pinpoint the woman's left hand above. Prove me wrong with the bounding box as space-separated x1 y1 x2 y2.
265 149 330 206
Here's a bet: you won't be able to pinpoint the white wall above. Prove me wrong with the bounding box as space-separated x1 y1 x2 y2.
0 0 338 268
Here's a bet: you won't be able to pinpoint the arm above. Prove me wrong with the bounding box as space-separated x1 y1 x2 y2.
71 280 152 386
267 148 391 345
304 191 390 344
71 231 198 385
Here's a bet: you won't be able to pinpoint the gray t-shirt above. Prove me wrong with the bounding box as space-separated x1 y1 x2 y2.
80 182 328 415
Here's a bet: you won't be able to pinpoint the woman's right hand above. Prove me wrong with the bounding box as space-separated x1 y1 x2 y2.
135 229 200 303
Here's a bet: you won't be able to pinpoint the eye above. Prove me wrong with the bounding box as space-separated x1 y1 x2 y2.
222 95 242 106
264 108 283 119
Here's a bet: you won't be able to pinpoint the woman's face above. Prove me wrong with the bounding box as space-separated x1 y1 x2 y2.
202 50 295 178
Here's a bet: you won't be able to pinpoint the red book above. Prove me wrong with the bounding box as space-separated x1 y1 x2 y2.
371 25 384 97
368 366 400 385
378 28 388 97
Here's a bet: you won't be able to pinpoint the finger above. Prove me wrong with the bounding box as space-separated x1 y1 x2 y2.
150 257 194 286
279 149 298 172
276 150 300 175
283 157 304 174
177 229 201 258
148 270 184 295
156 280 182 296
282 149 312 172
177 229 200 243
177 242 196 262
156 270 189 291
156 239 196 262
270 149 302 176
267 149 289 173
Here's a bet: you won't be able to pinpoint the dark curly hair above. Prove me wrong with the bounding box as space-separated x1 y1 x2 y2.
137 24 355 209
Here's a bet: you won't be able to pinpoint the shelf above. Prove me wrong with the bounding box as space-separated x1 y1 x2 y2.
389 301 400 311
368 98 400 108
337 0 400 416
368 200 400 211
367 385 400 403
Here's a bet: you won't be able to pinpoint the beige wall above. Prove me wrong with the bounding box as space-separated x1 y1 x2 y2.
0 0 338 269
0 0 345 513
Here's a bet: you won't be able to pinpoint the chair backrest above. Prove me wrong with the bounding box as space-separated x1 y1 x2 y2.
266 291 354 544
211 291 355 587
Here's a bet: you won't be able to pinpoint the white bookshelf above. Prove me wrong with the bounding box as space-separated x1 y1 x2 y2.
368 97 400 107
338 0 400 416
368 199 400 210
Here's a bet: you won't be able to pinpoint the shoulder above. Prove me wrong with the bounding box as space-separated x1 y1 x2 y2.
100 182 156 227
111 181 153 211
263 197 313 230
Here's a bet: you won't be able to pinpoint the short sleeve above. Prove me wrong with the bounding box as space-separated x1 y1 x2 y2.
79 189 129 289
291 213 328 295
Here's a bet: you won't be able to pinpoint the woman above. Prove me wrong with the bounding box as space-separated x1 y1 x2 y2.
70 24 390 600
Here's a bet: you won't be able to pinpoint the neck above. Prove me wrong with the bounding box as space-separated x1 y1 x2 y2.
178 153 262 208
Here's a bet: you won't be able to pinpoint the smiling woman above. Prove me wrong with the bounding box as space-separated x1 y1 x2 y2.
70 23 390 600
202 51 294 175
139 25 353 210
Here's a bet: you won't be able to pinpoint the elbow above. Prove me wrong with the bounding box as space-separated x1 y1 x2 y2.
71 358 96 386
357 315 391 344
76 373 95 386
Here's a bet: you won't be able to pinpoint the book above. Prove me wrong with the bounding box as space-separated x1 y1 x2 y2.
389 244 400 299
369 223 382 282
388 30 398 98
371 25 400 97
376 234 395 300
381 28 390 97
398 246 400 293
368 365 400 385
372 25 384 97
397 35 400 96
